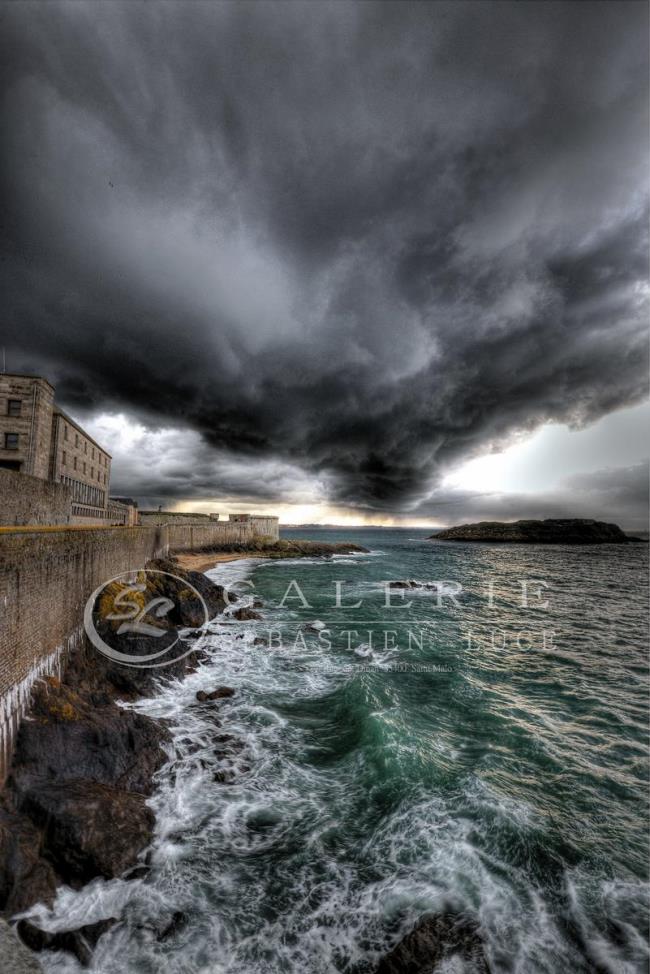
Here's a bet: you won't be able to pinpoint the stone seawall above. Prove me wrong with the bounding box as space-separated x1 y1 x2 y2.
0 516 279 779
0 527 167 780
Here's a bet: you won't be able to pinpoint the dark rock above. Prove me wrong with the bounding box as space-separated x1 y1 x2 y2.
62 632 207 699
11 679 170 798
156 910 188 942
253 636 268 646
389 580 429 589
18 778 154 884
145 558 230 621
124 863 149 880
0 804 58 915
133 910 188 942
71 558 230 697
389 581 439 591
232 607 262 621
201 712 222 728
16 917 117 967
177 540 369 559
375 913 491 973
303 621 327 633
431 518 636 545
196 687 235 702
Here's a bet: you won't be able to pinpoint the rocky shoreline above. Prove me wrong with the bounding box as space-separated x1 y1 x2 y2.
174 538 369 573
0 555 232 967
0 547 491 972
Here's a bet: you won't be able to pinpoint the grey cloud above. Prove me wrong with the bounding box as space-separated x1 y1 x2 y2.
413 462 650 532
1 1 647 513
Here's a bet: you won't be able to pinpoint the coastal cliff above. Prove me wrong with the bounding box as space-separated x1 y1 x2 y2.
431 518 638 545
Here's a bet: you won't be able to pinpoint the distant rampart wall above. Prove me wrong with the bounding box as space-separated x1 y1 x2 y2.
167 516 279 550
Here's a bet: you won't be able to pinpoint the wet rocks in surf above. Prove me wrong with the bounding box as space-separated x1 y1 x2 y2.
0 803 59 915
389 580 437 590
18 778 155 884
375 913 491 974
232 606 262 621
304 620 327 633
196 686 235 702
16 917 117 967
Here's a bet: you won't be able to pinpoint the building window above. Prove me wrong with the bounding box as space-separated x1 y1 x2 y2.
73 456 77 470
4 433 19 450
64 425 68 441
92 447 95 459
84 441 88 454
7 400 21 417
75 434 80 447
62 451 67 466
83 462 86 474
91 466 94 478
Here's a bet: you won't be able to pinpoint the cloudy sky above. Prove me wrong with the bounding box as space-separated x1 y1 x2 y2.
1 1 648 527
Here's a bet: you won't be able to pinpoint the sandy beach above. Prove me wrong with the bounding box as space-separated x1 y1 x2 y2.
174 551 264 573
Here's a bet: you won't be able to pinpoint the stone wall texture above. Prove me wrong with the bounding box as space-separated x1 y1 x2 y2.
0 468 73 526
0 375 54 479
166 517 279 550
139 512 216 525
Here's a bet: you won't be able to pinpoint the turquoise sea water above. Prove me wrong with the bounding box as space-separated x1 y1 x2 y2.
35 528 649 973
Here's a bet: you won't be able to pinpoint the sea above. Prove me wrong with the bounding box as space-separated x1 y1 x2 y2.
30 528 649 973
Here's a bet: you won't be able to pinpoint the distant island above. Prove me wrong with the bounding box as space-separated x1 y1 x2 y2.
430 518 641 545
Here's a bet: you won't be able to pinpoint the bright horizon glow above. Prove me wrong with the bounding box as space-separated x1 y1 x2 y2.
442 402 650 494
175 500 442 529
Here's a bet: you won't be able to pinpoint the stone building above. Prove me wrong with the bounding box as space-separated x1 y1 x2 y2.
50 409 111 520
107 497 139 526
0 372 112 523
0 373 55 479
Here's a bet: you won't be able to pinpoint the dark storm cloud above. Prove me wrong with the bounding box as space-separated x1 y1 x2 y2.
1 0 648 512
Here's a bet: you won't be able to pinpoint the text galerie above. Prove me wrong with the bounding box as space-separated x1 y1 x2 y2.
257 578 552 610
